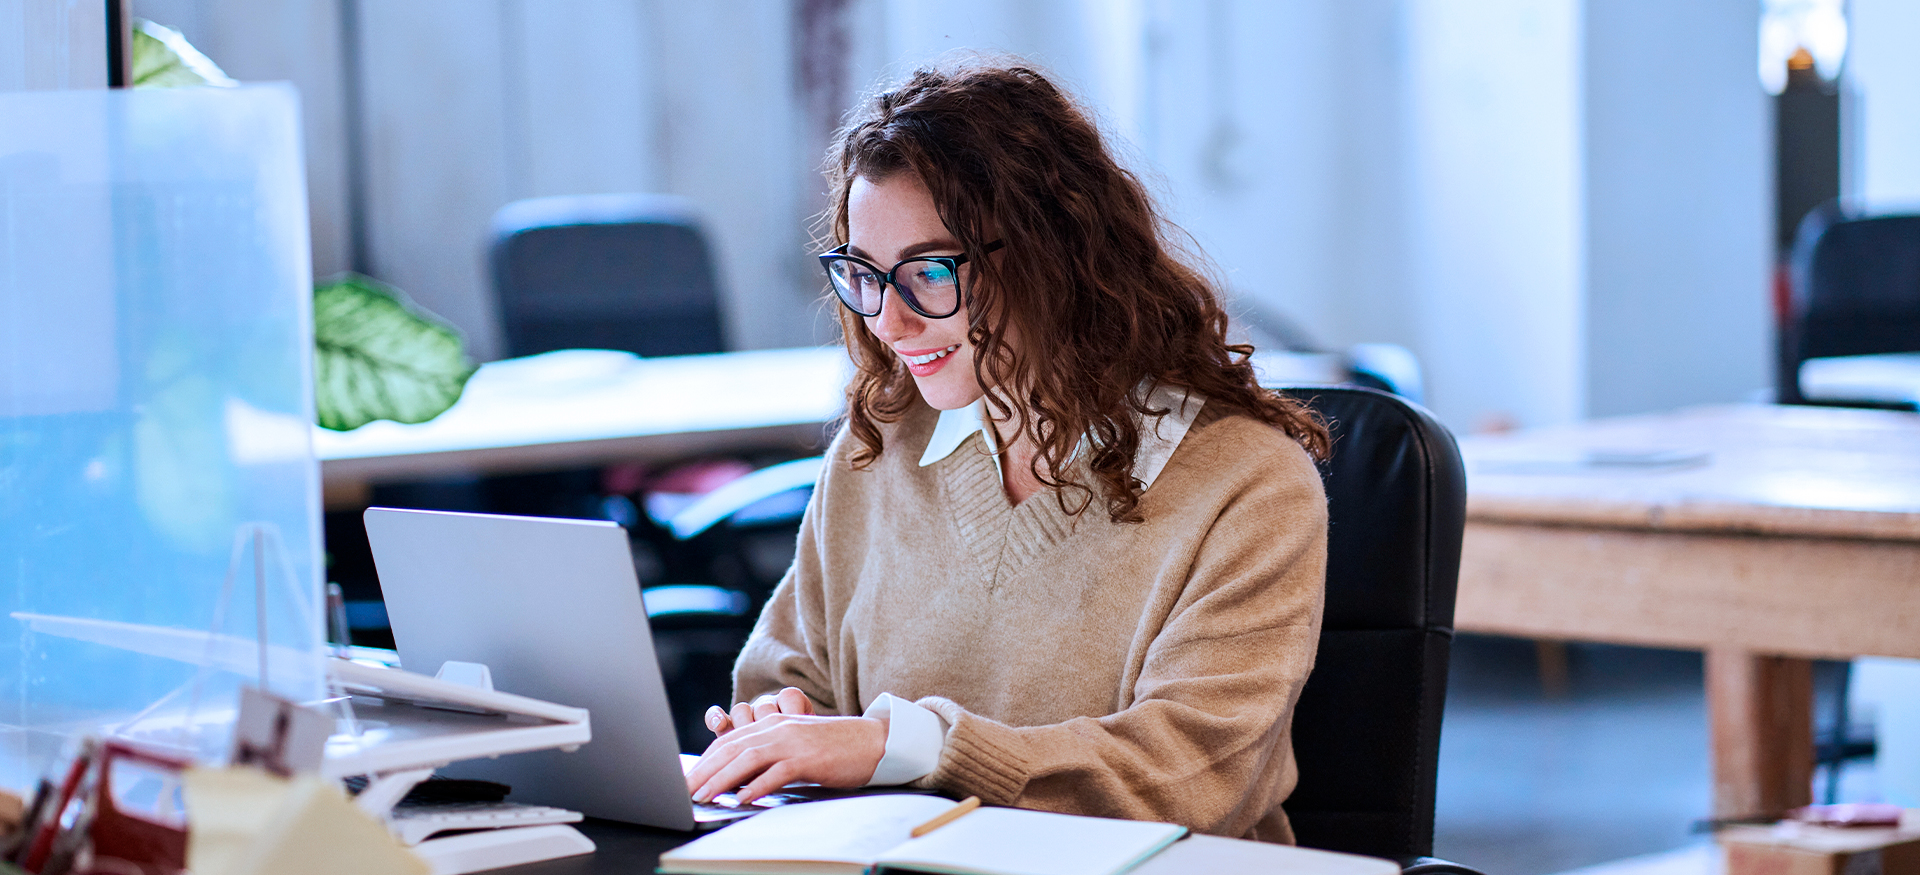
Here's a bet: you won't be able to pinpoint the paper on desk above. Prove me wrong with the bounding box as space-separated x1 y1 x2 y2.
876 806 1185 875
184 766 428 875
1472 447 1711 476
1128 834 1400 875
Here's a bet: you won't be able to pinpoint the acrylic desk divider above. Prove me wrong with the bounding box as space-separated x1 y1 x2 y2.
1 85 321 786
13 521 323 749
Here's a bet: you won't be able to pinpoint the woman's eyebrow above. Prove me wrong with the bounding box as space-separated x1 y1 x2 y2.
846 238 963 261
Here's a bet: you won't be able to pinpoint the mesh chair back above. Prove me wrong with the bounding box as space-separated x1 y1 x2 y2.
1781 211 1920 402
1278 386 1466 860
491 193 727 358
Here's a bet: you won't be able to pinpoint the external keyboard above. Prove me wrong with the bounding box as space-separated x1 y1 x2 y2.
389 801 583 845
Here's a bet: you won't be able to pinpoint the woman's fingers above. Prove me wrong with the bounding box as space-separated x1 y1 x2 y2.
718 688 815 737
705 705 733 736
734 759 801 805
775 686 814 715
749 687 813 722
693 739 777 803
684 715 889 804
687 727 759 796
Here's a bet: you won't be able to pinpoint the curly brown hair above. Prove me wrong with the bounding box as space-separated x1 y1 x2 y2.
824 60 1329 522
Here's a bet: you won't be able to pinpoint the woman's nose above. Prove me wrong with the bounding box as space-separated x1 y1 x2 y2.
866 287 922 343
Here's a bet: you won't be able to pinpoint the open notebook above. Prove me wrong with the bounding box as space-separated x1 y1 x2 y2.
656 795 1187 875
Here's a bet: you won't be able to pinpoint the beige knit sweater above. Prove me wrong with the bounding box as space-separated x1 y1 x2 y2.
733 399 1328 842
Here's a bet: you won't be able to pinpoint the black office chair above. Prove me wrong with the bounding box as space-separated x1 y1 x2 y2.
490 193 728 359
1275 386 1480 874
1778 206 1920 410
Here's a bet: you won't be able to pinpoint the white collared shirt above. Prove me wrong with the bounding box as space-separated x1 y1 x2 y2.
917 382 1204 485
864 384 1206 786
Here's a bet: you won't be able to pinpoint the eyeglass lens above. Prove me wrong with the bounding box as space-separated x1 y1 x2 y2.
826 257 960 317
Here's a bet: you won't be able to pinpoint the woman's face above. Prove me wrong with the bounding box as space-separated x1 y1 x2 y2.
846 173 986 411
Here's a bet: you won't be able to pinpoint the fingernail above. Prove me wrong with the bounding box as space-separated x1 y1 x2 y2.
705 706 724 727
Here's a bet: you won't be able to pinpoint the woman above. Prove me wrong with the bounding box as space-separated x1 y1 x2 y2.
683 60 1331 843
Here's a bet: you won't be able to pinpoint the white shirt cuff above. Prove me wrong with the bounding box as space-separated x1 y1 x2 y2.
863 693 947 786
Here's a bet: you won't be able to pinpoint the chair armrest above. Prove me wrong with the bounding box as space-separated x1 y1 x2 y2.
641 584 748 619
1398 856 1489 875
1347 342 1425 402
666 456 825 539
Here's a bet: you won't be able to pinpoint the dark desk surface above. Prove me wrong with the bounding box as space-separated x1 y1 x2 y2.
495 819 692 874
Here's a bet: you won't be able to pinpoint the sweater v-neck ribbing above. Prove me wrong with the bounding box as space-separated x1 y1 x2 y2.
937 431 1083 589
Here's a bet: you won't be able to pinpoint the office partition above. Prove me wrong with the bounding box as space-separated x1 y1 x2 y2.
0 84 321 788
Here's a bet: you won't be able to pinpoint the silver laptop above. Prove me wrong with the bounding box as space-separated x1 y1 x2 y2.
365 506 716 830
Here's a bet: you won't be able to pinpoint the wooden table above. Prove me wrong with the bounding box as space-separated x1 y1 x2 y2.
1455 404 1920 818
315 347 852 507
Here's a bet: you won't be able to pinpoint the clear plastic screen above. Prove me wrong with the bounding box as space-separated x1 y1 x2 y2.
0 84 322 790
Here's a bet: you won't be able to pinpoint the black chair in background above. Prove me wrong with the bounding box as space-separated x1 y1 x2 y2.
490 193 728 359
1276 386 1479 873
1778 206 1920 410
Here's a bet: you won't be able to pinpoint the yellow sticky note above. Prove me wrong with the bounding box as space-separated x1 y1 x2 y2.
184 766 428 875
184 767 289 875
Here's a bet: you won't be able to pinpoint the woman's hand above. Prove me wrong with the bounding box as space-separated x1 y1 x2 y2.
685 711 887 804
704 687 816 737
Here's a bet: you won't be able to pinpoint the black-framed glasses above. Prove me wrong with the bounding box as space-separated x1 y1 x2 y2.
818 240 1004 319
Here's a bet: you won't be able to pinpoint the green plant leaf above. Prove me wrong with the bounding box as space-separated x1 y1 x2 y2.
313 274 477 432
129 19 237 89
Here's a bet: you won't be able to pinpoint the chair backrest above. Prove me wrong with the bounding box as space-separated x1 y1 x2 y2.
1278 386 1466 860
490 193 727 359
1780 210 1920 403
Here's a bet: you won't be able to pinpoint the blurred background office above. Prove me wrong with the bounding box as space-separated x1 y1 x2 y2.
10 1 1920 873
102 0 1918 433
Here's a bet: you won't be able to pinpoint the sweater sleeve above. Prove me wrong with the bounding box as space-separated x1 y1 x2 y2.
730 447 843 713
913 450 1328 838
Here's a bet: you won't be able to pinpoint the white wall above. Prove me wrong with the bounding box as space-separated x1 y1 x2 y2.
1140 0 1406 366
0 0 106 91
649 2 826 354
1405 0 1585 430
352 1 516 359
133 0 354 289
1851 0 1920 206
1583 0 1771 418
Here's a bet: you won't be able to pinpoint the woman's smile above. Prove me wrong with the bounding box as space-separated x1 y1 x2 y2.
899 344 960 375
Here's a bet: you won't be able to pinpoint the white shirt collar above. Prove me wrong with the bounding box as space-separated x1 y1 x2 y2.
917 384 1204 490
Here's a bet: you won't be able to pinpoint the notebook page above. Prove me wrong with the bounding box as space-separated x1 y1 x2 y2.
874 808 1186 875
1128 835 1399 875
660 795 960 873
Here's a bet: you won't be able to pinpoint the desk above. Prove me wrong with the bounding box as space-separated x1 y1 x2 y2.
316 347 852 507
493 819 688 873
1454 404 1920 818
